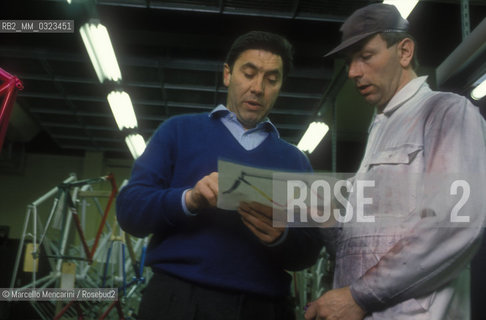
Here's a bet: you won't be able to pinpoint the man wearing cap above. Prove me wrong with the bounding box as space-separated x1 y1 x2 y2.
305 3 486 320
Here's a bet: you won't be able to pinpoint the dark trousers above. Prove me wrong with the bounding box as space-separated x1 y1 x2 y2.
137 272 296 320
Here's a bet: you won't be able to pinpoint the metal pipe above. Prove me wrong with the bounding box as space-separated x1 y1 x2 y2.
32 175 77 207
436 18 486 88
10 206 32 288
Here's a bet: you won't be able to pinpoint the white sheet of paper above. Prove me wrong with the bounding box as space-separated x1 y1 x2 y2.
217 159 278 210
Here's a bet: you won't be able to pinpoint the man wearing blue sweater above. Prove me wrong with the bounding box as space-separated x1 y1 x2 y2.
116 31 323 320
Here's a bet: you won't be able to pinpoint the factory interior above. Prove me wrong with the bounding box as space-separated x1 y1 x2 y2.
1 0 486 319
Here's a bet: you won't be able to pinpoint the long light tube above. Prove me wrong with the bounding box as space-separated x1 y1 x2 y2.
80 22 122 83
125 134 146 159
297 121 329 153
107 91 138 130
383 0 419 18
471 73 486 100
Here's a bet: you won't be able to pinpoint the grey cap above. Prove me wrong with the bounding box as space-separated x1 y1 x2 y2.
325 3 409 57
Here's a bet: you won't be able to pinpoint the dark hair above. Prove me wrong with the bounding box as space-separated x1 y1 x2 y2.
225 31 294 79
379 32 419 70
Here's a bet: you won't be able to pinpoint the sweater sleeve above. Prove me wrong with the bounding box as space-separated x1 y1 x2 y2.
266 149 326 271
350 95 486 311
116 118 191 238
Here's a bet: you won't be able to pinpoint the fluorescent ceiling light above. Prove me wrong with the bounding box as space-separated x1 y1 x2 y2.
383 0 419 18
107 91 138 130
67 0 72 3
297 121 329 153
125 134 146 159
80 22 122 83
471 74 486 100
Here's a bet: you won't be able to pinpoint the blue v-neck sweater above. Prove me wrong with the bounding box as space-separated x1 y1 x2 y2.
116 113 322 297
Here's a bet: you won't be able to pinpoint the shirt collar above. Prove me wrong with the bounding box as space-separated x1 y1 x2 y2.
382 76 429 116
209 104 280 136
209 104 231 118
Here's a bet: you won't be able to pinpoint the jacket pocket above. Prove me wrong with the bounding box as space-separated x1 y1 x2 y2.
367 144 423 167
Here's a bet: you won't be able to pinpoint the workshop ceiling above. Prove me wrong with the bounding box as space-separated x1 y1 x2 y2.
1 0 486 161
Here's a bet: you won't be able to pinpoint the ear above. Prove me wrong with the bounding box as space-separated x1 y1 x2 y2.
223 63 231 87
398 38 415 69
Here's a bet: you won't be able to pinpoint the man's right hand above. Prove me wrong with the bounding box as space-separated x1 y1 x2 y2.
185 172 219 211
